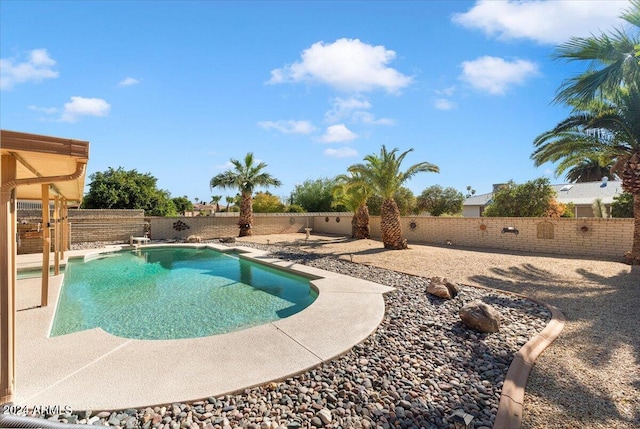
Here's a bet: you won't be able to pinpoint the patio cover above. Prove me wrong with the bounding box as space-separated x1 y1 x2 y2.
1 129 89 404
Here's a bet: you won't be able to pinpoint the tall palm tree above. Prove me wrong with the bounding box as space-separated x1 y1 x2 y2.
349 145 439 249
210 153 281 237
563 155 616 183
332 172 372 239
534 1 640 263
553 0 639 105
533 89 640 263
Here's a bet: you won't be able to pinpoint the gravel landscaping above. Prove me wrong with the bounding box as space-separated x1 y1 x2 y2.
32 240 550 429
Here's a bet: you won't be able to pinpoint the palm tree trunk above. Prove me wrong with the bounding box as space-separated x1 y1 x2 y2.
238 191 253 237
351 215 357 238
381 198 407 249
355 204 370 239
624 193 640 265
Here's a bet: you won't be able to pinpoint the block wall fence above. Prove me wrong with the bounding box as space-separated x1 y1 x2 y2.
16 209 145 255
149 213 317 240
312 215 634 260
15 209 634 261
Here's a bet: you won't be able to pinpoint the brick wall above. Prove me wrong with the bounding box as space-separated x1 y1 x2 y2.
149 213 316 240
68 209 146 242
16 208 634 260
313 215 634 260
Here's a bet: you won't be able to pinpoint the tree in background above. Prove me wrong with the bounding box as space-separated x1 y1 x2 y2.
417 185 464 216
289 178 347 212
547 200 575 218
332 172 373 239
210 195 222 212
564 156 616 182
483 178 557 217
611 193 634 218
532 1 640 263
465 185 476 198
367 187 416 216
82 167 177 216
172 196 194 215
253 192 285 213
349 146 439 249
224 196 234 212
210 153 281 236
592 198 609 218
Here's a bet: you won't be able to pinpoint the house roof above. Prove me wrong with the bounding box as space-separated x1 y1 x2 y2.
463 179 624 207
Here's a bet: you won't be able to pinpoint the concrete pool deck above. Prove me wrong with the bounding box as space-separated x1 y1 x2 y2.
14 244 393 410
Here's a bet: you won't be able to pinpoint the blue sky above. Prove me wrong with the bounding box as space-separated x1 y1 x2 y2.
1 0 633 204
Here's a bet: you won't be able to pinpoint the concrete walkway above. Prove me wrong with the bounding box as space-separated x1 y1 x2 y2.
14 244 393 410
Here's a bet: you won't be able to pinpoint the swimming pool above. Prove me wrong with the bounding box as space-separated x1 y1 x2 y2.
50 246 317 340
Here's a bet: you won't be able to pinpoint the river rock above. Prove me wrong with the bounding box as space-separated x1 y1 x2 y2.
427 276 459 299
459 301 501 333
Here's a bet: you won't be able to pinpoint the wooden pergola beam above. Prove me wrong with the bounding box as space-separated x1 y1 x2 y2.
1 155 17 404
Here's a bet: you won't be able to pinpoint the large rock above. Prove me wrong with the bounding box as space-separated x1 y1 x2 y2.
459 301 501 333
427 276 459 299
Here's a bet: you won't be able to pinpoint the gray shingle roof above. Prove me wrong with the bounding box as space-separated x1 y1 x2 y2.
463 180 624 206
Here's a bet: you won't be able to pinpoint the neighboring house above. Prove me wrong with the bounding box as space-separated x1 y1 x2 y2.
184 203 217 217
463 179 624 217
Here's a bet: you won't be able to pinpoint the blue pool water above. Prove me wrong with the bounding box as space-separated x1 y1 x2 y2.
50 247 317 340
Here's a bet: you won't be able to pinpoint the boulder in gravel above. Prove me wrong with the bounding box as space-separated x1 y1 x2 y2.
459 301 501 333
427 276 459 299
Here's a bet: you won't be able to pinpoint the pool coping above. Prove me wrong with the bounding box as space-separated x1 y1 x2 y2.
14 244 394 410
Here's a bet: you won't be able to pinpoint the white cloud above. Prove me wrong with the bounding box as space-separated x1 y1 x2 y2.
460 56 539 95
351 111 395 125
325 96 395 125
324 147 358 158
319 124 358 143
213 161 234 170
28 105 59 115
434 98 457 111
119 77 140 86
435 86 456 97
268 38 412 93
452 0 627 44
60 96 111 122
0 48 59 90
258 120 316 134
325 96 371 122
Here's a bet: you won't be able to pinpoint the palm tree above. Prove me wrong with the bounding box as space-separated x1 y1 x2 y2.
553 0 639 105
225 196 234 212
332 172 373 239
210 153 281 237
533 89 640 263
210 195 222 213
349 145 439 249
563 155 616 183
533 1 640 263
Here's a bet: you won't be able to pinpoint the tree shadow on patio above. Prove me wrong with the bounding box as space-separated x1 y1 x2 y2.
468 263 640 428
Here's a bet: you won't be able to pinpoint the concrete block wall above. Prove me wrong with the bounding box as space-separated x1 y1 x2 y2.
16 208 634 260
17 223 53 254
149 213 316 240
313 215 634 260
68 209 146 243
312 214 354 236
16 209 146 254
